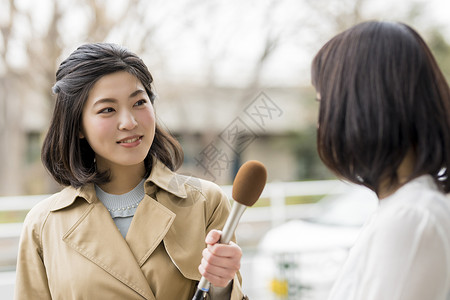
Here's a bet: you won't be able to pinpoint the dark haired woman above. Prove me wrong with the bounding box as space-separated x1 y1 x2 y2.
15 43 246 300
312 21 450 299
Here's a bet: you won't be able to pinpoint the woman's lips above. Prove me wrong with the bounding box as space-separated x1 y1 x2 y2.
117 135 143 147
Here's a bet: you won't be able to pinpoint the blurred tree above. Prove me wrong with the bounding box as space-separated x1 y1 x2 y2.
1 0 449 194
305 0 366 32
405 1 450 80
0 0 164 194
427 28 450 81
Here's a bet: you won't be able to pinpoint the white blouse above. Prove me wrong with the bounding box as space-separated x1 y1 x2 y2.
328 175 450 300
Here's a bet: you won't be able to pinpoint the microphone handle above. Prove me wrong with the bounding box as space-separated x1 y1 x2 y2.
220 201 246 244
193 201 247 299
192 288 205 300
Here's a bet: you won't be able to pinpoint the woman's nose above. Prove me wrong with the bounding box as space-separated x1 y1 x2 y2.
118 111 138 130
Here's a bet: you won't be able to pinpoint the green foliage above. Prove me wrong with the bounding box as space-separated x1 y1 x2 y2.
0 211 28 224
247 195 323 208
290 128 334 180
285 195 323 205
427 29 450 82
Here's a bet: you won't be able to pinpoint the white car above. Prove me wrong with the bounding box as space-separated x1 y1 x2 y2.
253 185 378 300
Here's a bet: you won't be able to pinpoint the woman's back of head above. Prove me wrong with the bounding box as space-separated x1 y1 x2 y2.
312 21 450 194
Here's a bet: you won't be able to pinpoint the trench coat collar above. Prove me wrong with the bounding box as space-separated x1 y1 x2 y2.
49 157 186 212
144 157 188 199
49 183 97 212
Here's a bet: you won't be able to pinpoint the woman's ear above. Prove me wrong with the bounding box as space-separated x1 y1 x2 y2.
79 131 85 139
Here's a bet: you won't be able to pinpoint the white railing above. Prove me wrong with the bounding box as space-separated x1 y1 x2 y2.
0 194 49 212
222 179 352 226
0 180 352 239
0 195 49 240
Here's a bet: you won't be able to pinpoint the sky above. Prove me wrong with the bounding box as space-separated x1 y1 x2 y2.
131 0 450 87
3 0 450 87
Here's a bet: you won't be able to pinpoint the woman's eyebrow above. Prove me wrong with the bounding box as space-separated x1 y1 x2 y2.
129 89 146 98
93 98 117 106
92 89 146 106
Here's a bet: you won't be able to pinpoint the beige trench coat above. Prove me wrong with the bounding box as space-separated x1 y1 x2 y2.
15 159 247 300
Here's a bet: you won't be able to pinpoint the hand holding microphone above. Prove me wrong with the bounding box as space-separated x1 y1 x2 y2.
193 160 267 300
199 229 242 288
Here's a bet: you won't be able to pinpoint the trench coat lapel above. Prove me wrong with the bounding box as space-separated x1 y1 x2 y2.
62 199 156 300
125 194 176 267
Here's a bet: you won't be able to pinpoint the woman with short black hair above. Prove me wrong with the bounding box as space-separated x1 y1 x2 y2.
312 21 450 299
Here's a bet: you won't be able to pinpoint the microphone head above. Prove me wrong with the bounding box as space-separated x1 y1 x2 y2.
232 160 267 207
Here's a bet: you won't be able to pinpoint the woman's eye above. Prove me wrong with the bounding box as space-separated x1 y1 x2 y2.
99 107 115 114
134 99 147 106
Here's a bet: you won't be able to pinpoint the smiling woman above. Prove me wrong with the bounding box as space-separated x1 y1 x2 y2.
80 71 156 194
14 43 248 300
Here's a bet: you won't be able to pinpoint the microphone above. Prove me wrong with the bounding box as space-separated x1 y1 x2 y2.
192 160 267 300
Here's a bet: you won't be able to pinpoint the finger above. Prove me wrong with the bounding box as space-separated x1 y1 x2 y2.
201 248 241 271
207 241 242 257
205 229 222 245
200 257 237 278
198 261 234 287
